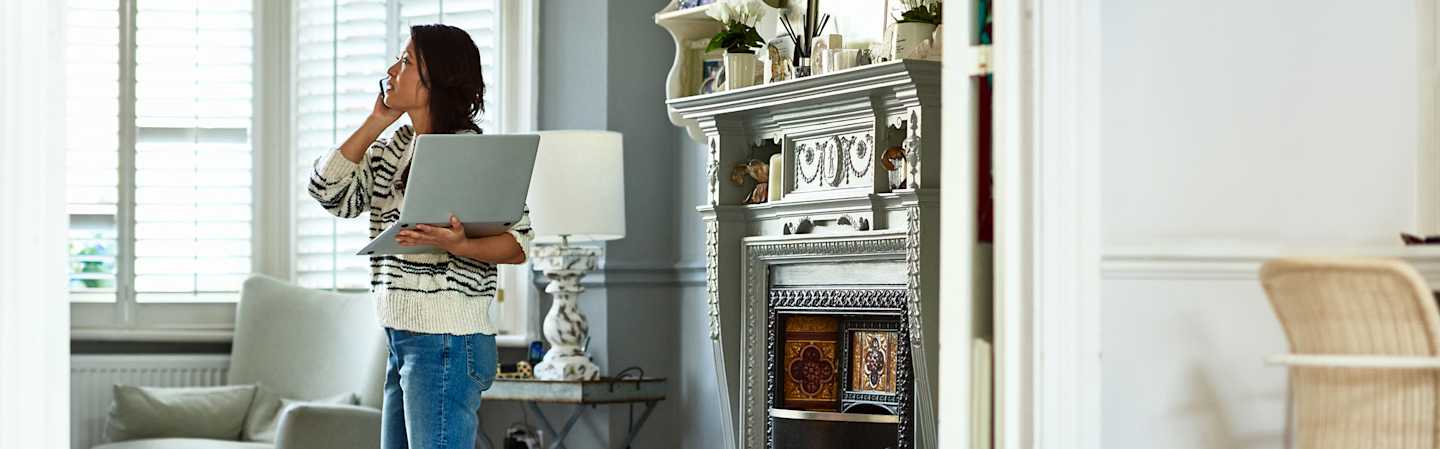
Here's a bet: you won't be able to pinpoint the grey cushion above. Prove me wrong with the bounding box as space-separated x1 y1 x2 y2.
105 385 257 443
242 383 359 443
228 275 387 409
93 438 271 449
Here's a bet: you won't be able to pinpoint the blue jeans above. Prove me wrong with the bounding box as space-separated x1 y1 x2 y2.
382 327 498 449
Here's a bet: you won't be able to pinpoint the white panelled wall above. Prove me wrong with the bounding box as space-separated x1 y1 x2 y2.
1101 0 1424 448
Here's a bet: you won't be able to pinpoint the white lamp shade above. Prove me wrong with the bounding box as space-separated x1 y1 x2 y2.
528 130 626 243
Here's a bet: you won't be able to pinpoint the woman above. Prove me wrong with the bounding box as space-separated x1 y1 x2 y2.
307 24 529 449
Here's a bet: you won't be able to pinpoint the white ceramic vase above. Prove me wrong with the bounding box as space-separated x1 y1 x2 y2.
893 22 938 60
725 51 757 90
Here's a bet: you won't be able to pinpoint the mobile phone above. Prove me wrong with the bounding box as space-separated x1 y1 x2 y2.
378 78 389 109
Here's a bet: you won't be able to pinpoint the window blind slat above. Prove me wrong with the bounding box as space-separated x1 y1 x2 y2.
132 0 255 301
64 0 121 299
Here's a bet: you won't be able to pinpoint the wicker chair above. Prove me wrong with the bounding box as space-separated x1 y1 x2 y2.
1260 258 1440 449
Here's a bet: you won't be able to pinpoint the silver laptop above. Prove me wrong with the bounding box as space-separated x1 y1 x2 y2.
357 133 540 256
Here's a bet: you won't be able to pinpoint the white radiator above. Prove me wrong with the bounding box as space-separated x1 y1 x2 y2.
70 355 230 449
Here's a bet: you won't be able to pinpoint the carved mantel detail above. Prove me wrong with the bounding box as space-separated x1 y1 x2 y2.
793 131 875 193
708 137 721 206
706 219 721 340
905 207 924 348
902 109 923 189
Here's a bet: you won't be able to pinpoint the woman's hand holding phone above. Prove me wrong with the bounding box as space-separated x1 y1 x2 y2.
336 78 404 164
371 78 403 125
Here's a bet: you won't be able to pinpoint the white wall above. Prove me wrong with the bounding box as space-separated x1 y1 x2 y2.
1101 0 1422 448
1103 0 1418 246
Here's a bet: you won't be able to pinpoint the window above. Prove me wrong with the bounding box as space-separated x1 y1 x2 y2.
294 0 538 343
66 0 256 304
62 0 536 340
66 0 262 338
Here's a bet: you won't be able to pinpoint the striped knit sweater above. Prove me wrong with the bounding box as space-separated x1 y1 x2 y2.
308 124 532 336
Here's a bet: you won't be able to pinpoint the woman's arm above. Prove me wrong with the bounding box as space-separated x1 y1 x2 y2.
342 92 404 162
308 93 403 218
397 215 527 264
450 233 527 264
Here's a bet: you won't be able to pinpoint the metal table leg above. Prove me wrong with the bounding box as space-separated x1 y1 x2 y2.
617 400 659 448
527 402 587 449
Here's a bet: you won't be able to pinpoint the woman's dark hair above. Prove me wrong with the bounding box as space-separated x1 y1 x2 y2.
395 24 485 192
410 24 485 134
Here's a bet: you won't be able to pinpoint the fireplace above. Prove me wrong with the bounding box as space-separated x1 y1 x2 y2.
732 232 925 449
768 288 910 449
669 60 942 448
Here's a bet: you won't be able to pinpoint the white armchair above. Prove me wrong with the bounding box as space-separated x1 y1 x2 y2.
93 275 388 449
1260 258 1440 449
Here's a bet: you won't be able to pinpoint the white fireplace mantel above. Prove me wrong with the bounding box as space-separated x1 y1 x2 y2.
671 59 944 449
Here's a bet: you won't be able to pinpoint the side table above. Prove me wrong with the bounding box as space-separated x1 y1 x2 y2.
478 377 667 449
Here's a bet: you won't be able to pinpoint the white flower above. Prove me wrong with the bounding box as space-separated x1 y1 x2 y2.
736 0 763 25
706 2 730 23
708 0 764 26
706 2 732 23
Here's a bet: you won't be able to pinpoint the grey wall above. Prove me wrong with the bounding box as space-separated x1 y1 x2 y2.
476 1 721 448
674 115 724 449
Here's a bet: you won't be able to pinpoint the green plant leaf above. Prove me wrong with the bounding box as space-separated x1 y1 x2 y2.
897 3 942 25
710 22 766 53
707 33 728 53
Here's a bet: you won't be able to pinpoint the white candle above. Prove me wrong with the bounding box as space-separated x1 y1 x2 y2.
768 153 783 202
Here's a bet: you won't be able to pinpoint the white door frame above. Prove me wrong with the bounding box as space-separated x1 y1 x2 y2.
989 0 1103 447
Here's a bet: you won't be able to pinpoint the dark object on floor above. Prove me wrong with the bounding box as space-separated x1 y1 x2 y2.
1401 233 1440 245
503 423 539 449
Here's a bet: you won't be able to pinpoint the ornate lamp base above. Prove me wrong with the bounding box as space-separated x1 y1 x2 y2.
532 243 602 381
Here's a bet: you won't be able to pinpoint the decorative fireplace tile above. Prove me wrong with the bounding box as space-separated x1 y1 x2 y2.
838 318 904 414
782 315 841 411
850 330 899 394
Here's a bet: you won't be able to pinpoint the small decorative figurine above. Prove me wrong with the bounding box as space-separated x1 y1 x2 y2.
729 159 771 204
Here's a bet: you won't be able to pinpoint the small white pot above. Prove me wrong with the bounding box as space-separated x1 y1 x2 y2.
725 51 757 90
893 22 938 60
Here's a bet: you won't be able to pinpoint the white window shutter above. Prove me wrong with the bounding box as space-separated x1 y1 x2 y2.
295 0 388 290
65 0 122 302
132 0 254 301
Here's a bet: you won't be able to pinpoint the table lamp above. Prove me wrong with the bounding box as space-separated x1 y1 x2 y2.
528 130 626 380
